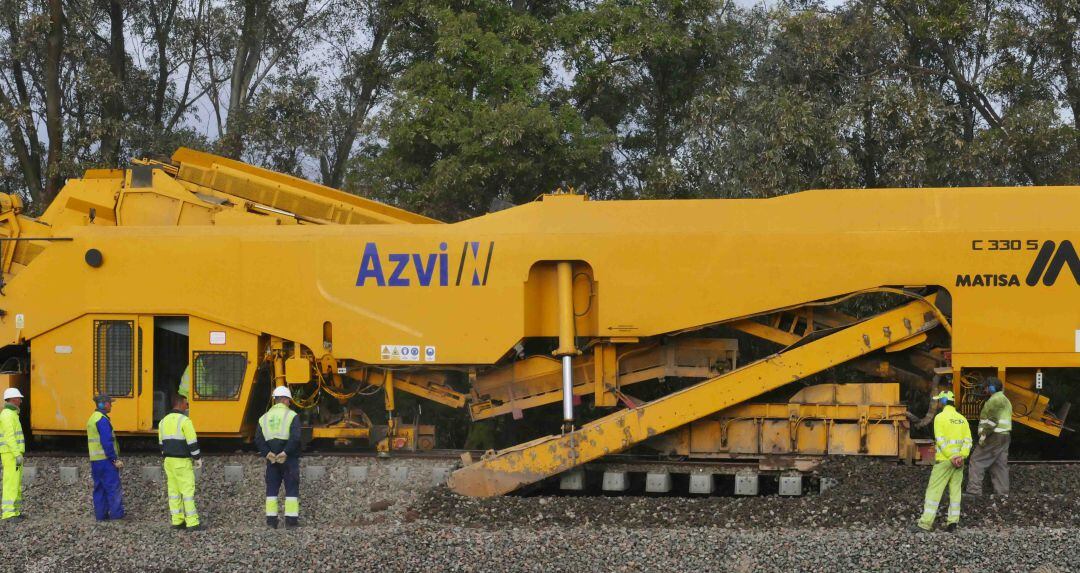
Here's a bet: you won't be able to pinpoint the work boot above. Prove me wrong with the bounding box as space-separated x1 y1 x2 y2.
171 524 185 531
185 523 206 532
910 523 931 534
945 523 958 533
266 516 279 529
284 517 299 530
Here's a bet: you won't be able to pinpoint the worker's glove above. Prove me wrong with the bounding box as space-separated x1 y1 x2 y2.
113 459 124 469
265 452 277 463
194 458 203 471
14 456 23 468
950 456 963 468
275 452 288 464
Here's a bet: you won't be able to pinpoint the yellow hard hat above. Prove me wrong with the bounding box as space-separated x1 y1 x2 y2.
178 365 191 399
933 390 955 402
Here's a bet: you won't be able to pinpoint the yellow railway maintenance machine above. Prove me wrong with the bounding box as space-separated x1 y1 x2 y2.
0 149 1071 495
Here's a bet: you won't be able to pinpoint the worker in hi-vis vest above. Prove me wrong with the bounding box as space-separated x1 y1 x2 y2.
916 391 972 532
966 376 1013 496
87 394 125 520
159 369 204 531
256 385 302 529
0 387 25 521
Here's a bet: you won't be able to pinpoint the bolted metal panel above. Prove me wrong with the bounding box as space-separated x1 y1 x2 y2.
645 472 672 493
559 469 585 491
735 470 759 496
779 473 803 496
688 473 714 495
601 471 629 492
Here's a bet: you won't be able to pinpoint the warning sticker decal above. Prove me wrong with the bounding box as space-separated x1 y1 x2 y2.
380 345 421 361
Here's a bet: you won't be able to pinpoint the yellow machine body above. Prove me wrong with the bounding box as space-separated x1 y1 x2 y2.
0 149 1075 484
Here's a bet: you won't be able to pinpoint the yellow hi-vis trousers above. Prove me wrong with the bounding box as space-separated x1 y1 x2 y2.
1 453 21 519
917 460 964 530
164 457 199 527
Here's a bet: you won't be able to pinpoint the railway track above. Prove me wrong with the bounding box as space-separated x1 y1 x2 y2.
26 446 1080 466
17 446 1080 499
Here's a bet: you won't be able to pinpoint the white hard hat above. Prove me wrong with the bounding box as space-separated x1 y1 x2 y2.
272 386 293 400
3 388 23 400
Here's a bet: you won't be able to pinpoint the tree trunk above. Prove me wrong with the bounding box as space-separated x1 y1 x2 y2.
1050 2 1080 132
321 21 390 189
0 89 42 203
44 0 64 203
101 0 126 166
859 0 876 188
151 0 178 128
4 20 43 203
223 0 270 158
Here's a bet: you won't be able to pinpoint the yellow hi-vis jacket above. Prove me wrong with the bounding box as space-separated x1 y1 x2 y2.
158 411 201 459
934 404 973 462
978 391 1013 441
87 410 120 461
0 404 24 455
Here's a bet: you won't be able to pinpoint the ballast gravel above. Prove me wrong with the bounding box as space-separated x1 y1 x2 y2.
0 455 1073 572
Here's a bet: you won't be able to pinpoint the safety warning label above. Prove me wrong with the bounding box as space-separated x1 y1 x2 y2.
381 344 421 361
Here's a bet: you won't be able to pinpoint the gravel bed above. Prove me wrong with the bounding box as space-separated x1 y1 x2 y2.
0 456 1074 572
417 458 1080 529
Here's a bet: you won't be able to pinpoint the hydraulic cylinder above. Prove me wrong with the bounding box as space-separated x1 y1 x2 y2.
554 261 578 425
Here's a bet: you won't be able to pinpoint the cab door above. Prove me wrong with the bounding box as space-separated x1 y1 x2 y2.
137 316 156 431
91 316 140 432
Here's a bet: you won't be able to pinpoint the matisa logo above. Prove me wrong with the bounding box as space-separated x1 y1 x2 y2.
957 239 1080 287
355 241 495 287
1025 240 1080 286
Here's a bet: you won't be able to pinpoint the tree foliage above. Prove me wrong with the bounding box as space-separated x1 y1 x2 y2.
0 0 1077 218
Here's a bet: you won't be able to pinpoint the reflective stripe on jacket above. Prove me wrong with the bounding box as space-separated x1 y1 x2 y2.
158 411 201 459
934 404 973 462
978 391 1013 439
255 403 301 457
0 404 24 455
87 410 119 461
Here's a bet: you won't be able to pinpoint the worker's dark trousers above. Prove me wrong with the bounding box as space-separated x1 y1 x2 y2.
966 433 1010 495
265 456 300 522
90 459 125 521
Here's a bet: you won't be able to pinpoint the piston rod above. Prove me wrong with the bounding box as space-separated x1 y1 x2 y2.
561 355 574 422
